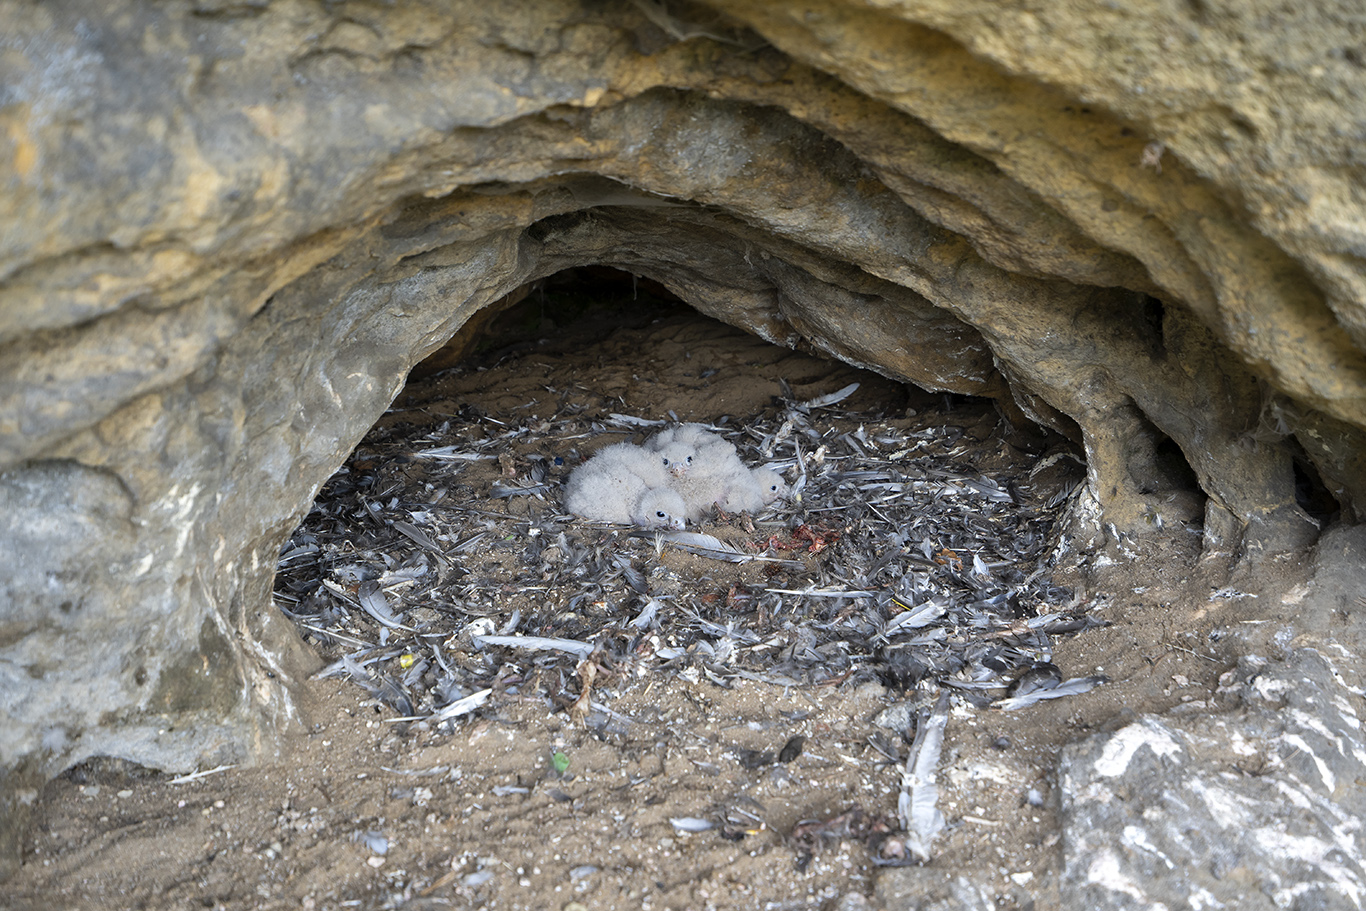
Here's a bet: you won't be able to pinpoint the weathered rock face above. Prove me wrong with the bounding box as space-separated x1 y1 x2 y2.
1058 526 1366 911
1059 651 1366 911
1 0 1364 880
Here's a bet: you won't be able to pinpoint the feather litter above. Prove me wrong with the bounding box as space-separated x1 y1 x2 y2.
471 634 597 659
659 531 804 567
355 581 412 631
995 674 1108 711
800 381 860 410
898 691 951 862
274 339 1105 866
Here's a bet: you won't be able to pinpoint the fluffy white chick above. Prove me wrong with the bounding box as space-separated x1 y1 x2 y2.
653 433 760 520
752 467 789 504
563 441 695 528
594 440 697 485
645 423 723 452
632 487 688 530
720 466 789 513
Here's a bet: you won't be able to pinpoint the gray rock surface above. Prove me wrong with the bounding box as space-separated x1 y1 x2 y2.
1057 527 1366 910
1059 651 1366 910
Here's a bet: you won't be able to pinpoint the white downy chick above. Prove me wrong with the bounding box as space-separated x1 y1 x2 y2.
645 423 723 452
752 467 789 504
648 425 785 519
631 487 688 530
720 466 789 513
656 433 758 520
594 440 696 485
657 440 697 480
564 462 648 525
563 441 695 527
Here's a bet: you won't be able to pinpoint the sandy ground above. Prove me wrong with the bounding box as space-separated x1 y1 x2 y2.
9 277 1313 911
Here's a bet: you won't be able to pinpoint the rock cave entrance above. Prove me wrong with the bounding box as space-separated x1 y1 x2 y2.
273 261 1107 742
358 182 1354 567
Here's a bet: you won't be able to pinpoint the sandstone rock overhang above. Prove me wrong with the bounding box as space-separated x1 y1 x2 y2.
1 0 1363 876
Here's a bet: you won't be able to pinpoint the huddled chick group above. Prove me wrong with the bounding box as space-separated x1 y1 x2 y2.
563 424 787 528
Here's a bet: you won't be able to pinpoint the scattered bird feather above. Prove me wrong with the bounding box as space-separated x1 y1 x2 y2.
878 600 949 641
606 413 666 427
411 447 495 461
378 563 427 586
429 687 493 721
660 531 803 567
490 481 552 498
374 674 415 717
995 674 1108 711
670 817 715 833
899 691 951 862
800 382 860 410
354 831 388 855
356 581 411 630
630 598 664 630
471 635 597 659
392 520 442 553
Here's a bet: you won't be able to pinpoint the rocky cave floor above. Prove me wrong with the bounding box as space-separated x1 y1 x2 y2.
10 284 1317 911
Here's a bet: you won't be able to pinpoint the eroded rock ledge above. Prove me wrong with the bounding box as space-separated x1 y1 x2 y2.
1 0 1364 879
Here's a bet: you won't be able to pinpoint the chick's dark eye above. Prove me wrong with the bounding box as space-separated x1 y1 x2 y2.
656 511 666 518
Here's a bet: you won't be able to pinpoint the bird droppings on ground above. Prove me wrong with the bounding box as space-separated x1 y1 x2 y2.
12 285 1310 911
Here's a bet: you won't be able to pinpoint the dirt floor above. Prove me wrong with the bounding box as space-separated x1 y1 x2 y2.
9 275 1315 911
